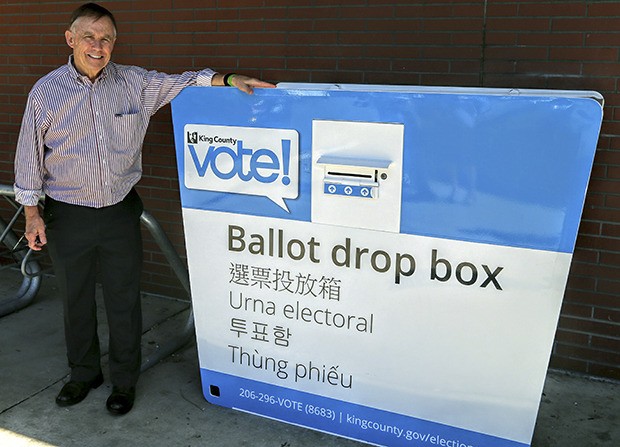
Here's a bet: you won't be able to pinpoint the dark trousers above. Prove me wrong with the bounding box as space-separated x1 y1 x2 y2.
44 189 143 388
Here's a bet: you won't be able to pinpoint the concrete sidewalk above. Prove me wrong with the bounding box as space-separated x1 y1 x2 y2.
0 270 618 447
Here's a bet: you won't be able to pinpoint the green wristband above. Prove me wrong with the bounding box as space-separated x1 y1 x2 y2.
223 73 236 87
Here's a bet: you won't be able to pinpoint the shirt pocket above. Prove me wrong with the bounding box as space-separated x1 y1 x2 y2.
109 112 146 153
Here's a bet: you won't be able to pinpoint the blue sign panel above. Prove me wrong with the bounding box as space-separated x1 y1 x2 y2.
171 85 602 447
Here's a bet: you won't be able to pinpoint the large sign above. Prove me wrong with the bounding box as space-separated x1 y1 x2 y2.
171 85 603 447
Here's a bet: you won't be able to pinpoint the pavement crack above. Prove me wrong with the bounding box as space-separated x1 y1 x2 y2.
0 375 68 416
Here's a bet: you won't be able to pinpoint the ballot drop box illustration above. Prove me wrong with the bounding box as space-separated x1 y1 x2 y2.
171 84 603 447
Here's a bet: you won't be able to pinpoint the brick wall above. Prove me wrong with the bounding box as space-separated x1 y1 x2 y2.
0 0 618 380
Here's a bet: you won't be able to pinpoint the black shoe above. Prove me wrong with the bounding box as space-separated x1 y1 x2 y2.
55 373 104 407
106 386 136 415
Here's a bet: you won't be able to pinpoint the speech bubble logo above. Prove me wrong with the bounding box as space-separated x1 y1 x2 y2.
184 124 299 212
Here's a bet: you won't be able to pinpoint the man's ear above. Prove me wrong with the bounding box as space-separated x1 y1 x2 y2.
65 30 75 48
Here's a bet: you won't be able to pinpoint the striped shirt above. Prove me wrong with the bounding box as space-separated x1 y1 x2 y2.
14 56 215 208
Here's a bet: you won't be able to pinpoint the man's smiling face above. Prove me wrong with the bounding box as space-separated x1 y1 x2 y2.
65 15 116 81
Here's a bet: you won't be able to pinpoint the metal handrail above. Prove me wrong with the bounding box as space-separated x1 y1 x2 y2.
139 210 195 371
0 183 195 370
0 215 42 316
0 184 42 317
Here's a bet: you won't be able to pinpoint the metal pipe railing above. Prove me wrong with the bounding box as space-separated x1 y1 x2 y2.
139 210 194 371
0 183 42 317
0 216 42 316
0 183 195 370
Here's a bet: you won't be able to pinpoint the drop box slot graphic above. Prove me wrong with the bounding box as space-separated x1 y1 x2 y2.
171 84 603 447
319 155 386 200
311 120 404 233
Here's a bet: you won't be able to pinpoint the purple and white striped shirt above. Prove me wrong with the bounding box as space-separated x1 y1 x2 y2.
14 56 215 208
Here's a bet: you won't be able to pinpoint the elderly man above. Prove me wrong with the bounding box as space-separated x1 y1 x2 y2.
14 2 274 415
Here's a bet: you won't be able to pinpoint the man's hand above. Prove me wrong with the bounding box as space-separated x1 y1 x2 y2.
213 73 276 94
229 74 276 94
24 205 47 251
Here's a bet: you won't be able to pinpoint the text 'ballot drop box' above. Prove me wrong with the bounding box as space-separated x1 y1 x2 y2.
171 84 603 447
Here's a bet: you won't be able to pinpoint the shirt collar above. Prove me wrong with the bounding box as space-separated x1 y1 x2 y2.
67 55 113 83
